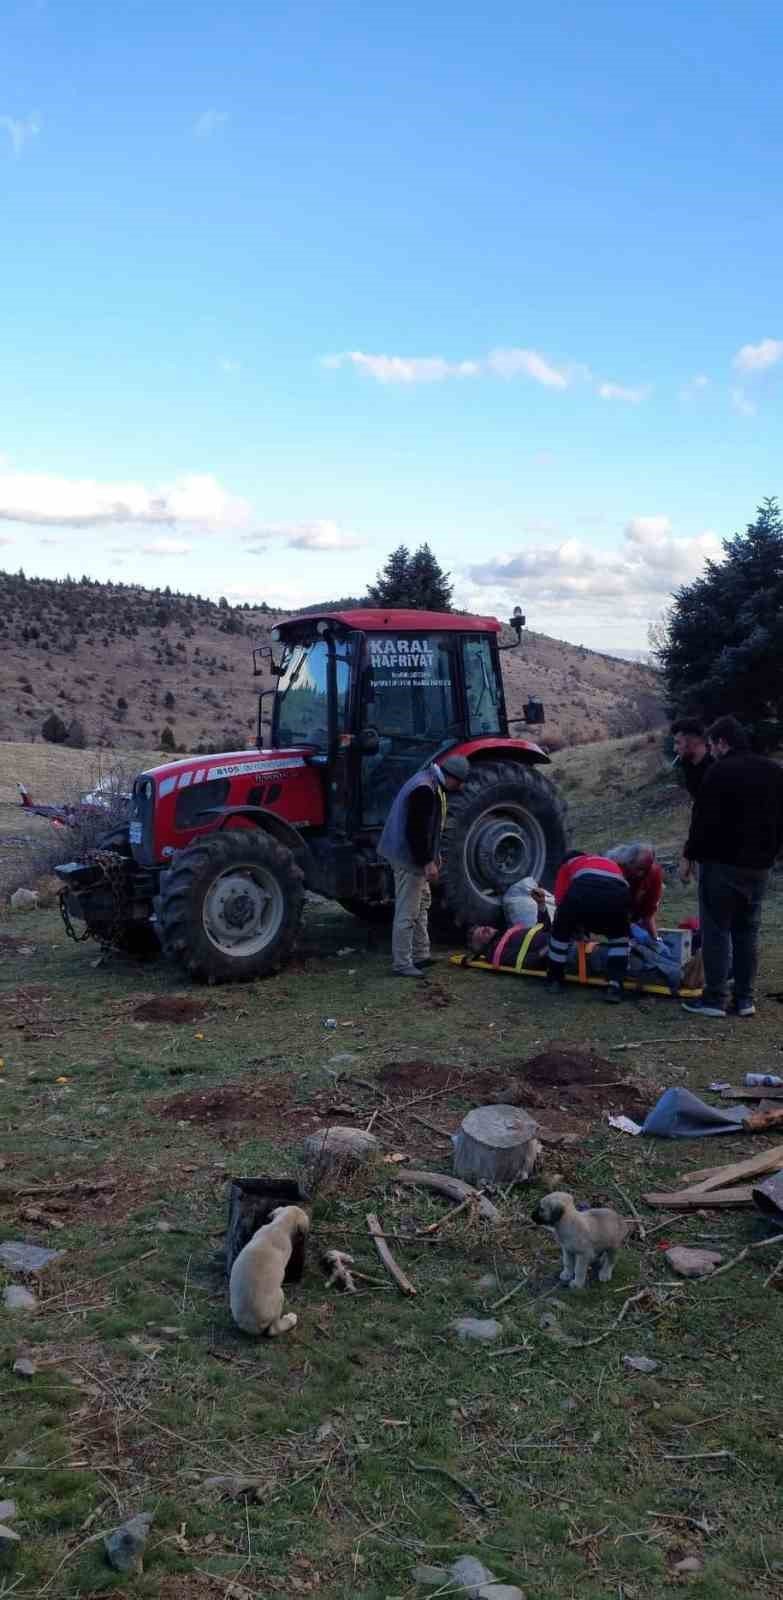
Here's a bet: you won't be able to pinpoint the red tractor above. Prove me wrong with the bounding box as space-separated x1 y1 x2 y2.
55 607 567 981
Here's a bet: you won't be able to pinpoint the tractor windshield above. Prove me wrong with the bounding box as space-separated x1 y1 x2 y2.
274 638 352 748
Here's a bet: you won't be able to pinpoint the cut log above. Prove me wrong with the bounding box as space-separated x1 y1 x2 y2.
452 1105 541 1187
643 1186 755 1209
225 1177 308 1281
392 1169 501 1223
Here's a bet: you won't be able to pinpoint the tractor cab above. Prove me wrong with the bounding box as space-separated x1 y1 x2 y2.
256 608 545 834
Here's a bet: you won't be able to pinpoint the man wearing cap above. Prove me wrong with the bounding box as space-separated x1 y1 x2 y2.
378 755 471 977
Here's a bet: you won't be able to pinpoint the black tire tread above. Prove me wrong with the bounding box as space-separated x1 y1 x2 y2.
158 829 304 983
440 759 567 929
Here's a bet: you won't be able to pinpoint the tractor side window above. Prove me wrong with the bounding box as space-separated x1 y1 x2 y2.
275 640 351 749
464 637 503 736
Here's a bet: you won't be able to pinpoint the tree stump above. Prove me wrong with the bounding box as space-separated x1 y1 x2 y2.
225 1177 308 1282
452 1105 541 1186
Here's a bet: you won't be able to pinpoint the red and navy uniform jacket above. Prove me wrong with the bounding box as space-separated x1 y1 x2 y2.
553 854 625 904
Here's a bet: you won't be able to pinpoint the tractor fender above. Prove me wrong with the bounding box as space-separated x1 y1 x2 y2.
441 737 551 766
196 806 314 873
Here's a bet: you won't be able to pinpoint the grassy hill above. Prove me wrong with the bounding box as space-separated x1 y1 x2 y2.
0 570 663 754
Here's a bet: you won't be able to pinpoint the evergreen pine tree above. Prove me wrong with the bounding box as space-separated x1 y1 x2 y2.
367 542 452 610
659 497 783 746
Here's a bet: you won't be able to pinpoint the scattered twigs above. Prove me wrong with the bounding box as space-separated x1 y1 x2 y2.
408 1459 489 1514
410 1113 454 1140
661 1450 735 1464
367 1213 416 1296
608 1038 713 1050
612 1182 646 1241
702 1231 783 1284
763 1252 783 1289
560 1289 651 1350
420 1195 475 1234
490 1276 529 1312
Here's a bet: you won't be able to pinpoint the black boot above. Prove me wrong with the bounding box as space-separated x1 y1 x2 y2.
545 964 568 994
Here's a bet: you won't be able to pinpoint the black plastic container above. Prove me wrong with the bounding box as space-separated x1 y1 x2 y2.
225 1176 309 1282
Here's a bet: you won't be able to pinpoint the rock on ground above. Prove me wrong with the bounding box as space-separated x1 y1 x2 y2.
450 1555 497 1592
104 1512 153 1573
451 1317 502 1342
623 1354 660 1374
0 1240 65 1275
0 1503 17 1523
302 1126 379 1166
665 1246 723 1279
9 888 38 912
2 1286 38 1313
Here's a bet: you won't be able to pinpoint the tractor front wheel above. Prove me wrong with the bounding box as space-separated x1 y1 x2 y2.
440 761 567 928
158 829 304 982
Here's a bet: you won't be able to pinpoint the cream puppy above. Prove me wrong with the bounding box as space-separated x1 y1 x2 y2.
229 1205 310 1336
531 1191 633 1290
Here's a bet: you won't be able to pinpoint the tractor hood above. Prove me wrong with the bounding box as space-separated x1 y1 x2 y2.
140 748 318 789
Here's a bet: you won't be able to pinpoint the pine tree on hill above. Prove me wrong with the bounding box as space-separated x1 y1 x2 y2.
659 497 783 747
367 543 452 610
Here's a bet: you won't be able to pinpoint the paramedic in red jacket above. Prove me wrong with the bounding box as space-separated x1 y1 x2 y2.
606 841 663 938
547 850 631 1003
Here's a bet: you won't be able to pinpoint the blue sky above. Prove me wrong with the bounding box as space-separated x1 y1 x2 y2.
1 0 781 648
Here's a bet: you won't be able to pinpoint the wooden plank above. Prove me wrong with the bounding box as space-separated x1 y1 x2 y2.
682 1143 783 1195
721 1086 783 1101
643 1186 755 1209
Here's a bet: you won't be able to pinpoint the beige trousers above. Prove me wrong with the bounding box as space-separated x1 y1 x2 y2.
392 866 431 970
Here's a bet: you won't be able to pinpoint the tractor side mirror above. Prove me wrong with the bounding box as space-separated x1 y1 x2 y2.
510 608 526 640
358 727 381 755
523 698 545 725
253 644 284 677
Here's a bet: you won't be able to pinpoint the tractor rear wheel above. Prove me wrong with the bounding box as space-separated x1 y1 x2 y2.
440 761 567 928
159 829 304 982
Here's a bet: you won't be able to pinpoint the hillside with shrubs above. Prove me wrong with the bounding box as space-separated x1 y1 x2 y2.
0 570 664 755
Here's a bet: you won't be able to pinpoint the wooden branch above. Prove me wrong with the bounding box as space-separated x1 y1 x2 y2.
565 1288 651 1350
392 1168 500 1223
407 1459 489 1513
420 1194 475 1234
612 1182 646 1241
366 1213 416 1296
700 1231 783 1284
643 1186 755 1209
763 1252 783 1289
322 1249 357 1293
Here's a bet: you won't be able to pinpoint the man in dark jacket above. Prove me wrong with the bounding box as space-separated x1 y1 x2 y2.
672 717 713 798
681 716 783 1018
378 755 470 977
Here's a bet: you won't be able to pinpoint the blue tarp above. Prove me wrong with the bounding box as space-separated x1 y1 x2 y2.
641 1086 751 1138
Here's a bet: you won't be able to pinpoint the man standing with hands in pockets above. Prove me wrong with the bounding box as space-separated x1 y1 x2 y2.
379 755 470 977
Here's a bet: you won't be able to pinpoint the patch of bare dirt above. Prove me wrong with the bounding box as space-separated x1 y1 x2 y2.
0 1162 164 1227
507 1045 655 1126
379 1059 506 1099
153 1073 331 1144
133 995 210 1024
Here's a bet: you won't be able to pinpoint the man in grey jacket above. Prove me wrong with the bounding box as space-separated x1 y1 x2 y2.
378 755 470 976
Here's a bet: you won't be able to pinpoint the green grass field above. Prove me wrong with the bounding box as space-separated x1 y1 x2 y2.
1 847 783 1598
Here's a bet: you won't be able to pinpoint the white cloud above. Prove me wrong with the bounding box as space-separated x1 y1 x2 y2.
244 519 363 551
325 347 646 398
597 381 650 404
461 518 721 625
141 538 192 556
730 386 756 417
732 338 783 373
0 467 251 531
0 535 13 546
486 348 573 388
0 112 40 155
220 358 241 373
194 108 229 138
324 351 479 384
